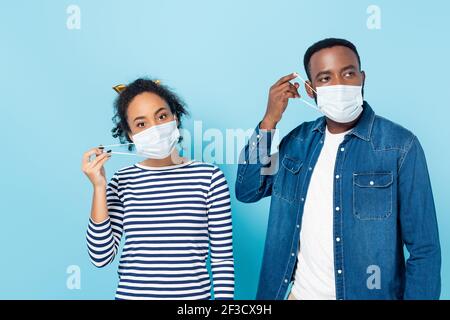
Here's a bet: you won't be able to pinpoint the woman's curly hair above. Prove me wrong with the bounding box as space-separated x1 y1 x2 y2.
111 78 189 151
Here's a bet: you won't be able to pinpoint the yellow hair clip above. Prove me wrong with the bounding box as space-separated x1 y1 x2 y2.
112 80 161 94
112 84 127 94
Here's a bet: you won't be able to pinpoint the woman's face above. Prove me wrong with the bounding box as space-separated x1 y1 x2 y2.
126 92 176 138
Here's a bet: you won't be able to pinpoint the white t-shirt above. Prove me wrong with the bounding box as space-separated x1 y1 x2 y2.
291 126 350 300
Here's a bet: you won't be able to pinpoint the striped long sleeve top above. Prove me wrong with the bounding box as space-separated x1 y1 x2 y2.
86 160 234 300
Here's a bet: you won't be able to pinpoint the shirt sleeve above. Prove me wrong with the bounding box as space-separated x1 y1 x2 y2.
207 166 235 299
86 174 124 268
398 135 441 299
235 122 281 203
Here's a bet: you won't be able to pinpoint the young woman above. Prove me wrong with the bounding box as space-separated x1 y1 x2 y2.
82 78 234 300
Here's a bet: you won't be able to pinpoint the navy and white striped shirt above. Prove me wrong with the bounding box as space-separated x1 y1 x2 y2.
86 160 234 300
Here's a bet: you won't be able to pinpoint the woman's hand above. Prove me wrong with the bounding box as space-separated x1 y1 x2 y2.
82 147 111 188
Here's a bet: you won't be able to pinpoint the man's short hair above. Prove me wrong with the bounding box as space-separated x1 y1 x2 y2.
303 38 361 80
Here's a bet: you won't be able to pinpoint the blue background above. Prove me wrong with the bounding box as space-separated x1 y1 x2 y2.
1 0 449 299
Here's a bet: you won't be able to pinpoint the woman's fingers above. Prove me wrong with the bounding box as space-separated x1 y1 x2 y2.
92 152 111 171
82 148 98 165
88 151 110 169
81 147 110 188
82 148 102 172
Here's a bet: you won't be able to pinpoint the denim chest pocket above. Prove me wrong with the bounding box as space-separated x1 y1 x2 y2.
353 172 393 220
272 155 303 203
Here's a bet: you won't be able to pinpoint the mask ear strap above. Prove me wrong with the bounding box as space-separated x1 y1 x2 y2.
295 73 318 95
299 97 320 111
98 142 135 148
108 151 138 156
294 73 320 111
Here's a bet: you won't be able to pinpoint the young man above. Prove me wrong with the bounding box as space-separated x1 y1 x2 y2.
235 38 441 300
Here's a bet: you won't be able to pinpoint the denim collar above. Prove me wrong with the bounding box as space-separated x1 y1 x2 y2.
311 101 375 141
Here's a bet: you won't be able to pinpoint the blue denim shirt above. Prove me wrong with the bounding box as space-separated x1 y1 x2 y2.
235 102 441 300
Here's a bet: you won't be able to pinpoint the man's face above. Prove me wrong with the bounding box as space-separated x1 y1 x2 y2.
305 45 365 99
